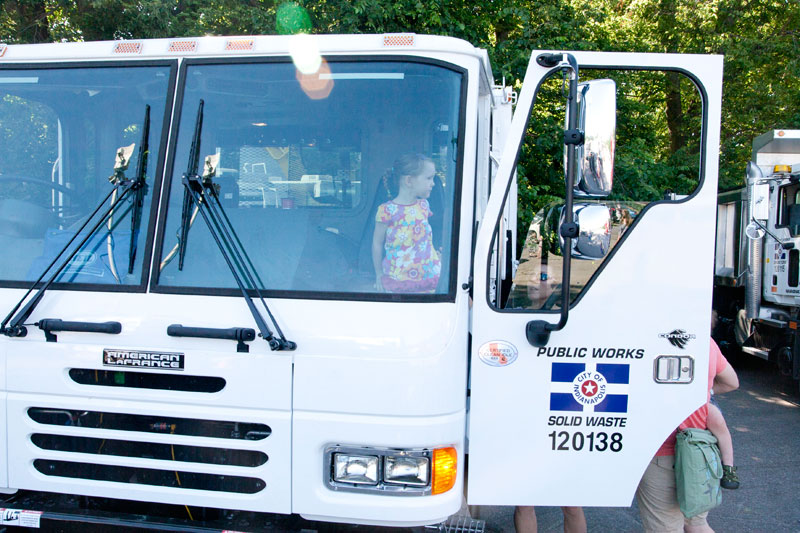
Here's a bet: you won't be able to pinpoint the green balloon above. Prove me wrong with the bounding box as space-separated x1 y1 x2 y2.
276 2 312 35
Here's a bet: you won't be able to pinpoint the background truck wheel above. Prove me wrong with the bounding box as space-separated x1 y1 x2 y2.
773 345 794 376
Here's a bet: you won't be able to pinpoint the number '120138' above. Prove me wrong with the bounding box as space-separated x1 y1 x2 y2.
548 431 623 452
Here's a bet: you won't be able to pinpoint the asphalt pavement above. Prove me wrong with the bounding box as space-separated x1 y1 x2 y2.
471 356 800 532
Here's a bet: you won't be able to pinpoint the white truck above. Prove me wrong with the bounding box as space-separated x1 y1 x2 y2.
0 35 722 531
715 130 800 390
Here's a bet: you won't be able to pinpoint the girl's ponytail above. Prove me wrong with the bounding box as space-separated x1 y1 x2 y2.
382 167 396 199
383 153 433 198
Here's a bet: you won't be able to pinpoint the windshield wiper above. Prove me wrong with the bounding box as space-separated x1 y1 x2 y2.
1 143 140 338
176 100 295 352
177 100 203 271
127 105 151 274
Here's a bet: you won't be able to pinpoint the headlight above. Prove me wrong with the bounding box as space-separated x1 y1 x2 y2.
384 455 430 486
325 445 456 495
332 453 379 485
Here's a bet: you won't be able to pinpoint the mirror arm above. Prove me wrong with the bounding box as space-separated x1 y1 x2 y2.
527 54 581 347
750 217 794 249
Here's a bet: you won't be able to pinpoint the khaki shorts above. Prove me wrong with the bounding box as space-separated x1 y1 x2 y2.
636 455 709 532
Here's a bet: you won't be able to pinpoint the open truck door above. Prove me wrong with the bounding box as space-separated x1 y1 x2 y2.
468 51 723 506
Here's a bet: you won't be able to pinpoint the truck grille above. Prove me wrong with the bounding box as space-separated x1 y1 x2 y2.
27 407 271 494
69 368 226 393
28 408 270 439
33 460 265 493
31 434 267 466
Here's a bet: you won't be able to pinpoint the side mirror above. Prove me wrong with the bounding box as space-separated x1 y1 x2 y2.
560 203 611 259
745 221 765 240
747 162 769 222
567 79 616 197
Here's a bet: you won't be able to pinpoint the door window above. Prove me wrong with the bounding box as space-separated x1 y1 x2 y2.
496 69 705 310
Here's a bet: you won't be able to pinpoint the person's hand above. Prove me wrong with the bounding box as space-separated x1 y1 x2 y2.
375 276 384 292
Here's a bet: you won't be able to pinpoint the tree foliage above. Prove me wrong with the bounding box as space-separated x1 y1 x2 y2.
1 0 798 207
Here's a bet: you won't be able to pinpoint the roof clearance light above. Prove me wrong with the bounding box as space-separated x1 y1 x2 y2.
168 40 198 53
113 42 142 54
774 165 792 173
431 446 457 495
383 33 415 47
0 44 7 58
225 39 254 52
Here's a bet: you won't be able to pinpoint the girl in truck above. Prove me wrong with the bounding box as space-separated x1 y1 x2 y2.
372 153 441 293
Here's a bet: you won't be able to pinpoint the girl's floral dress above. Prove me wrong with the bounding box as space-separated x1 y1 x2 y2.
376 199 441 293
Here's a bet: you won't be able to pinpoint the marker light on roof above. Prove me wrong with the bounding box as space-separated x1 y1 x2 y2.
0 44 7 58
225 39 254 51
168 40 198 53
383 34 415 47
113 42 142 54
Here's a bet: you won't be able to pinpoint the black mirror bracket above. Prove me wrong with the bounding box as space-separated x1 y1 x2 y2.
525 52 582 348
526 320 554 347
536 53 579 73
560 222 580 239
564 129 584 145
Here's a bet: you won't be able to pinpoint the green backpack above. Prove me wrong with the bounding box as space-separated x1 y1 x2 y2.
675 428 723 518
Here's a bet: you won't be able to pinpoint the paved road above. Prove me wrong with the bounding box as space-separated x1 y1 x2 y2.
471 356 800 532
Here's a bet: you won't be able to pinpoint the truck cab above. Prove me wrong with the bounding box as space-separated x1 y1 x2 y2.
0 35 723 529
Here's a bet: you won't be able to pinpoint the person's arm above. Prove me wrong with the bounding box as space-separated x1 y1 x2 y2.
713 363 739 394
372 222 387 291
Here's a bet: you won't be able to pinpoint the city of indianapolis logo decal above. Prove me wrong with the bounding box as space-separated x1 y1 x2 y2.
550 362 629 413
572 369 608 407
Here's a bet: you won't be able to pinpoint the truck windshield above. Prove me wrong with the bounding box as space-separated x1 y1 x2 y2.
156 59 463 297
778 182 800 237
0 64 173 287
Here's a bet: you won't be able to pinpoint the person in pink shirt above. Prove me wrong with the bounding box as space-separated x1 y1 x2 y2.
636 337 739 532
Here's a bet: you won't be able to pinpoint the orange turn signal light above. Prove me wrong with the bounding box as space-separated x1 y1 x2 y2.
432 446 457 495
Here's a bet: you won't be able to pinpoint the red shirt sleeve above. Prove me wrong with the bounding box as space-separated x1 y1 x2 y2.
710 339 728 376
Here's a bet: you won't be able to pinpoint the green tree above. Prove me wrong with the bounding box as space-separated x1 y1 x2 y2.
2 0 799 205
1 0 51 43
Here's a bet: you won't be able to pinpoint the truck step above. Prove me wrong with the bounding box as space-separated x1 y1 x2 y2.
425 515 486 533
